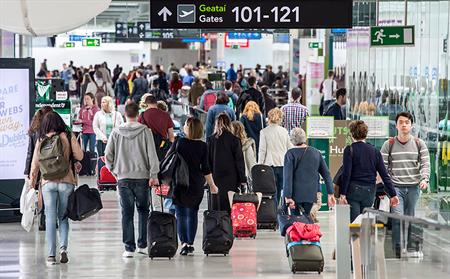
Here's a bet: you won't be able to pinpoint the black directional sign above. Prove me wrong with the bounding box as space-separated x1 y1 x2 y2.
150 0 353 29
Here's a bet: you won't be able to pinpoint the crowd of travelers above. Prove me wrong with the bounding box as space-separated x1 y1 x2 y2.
26 59 429 265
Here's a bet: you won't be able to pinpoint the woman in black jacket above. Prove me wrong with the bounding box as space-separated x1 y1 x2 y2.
115 73 130 104
24 106 53 230
173 117 218 256
207 113 247 213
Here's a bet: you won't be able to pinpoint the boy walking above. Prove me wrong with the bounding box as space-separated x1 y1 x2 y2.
105 102 160 258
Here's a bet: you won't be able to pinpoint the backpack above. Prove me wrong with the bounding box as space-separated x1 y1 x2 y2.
94 81 107 106
203 92 217 112
38 134 71 180
387 137 421 173
227 94 235 110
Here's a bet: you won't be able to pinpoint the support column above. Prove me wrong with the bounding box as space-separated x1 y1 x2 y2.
335 204 351 279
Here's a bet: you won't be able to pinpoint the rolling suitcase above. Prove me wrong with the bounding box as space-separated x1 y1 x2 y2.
257 196 277 230
203 191 234 256
231 202 257 238
250 165 277 195
79 151 96 176
285 234 324 274
148 189 178 259
97 156 117 191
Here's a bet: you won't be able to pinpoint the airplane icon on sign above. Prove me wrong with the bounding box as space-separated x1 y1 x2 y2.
179 10 194 18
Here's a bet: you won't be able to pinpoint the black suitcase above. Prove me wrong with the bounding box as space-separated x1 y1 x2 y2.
257 196 277 230
147 193 178 259
202 191 234 256
285 234 324 274
79 151 97 176
251 165 276 195
66 184 103 221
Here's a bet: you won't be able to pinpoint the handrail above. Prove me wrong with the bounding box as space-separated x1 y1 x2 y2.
363 208 450 231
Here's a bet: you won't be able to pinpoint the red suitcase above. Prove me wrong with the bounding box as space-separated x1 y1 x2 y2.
231 202 257 238
97 156 117 191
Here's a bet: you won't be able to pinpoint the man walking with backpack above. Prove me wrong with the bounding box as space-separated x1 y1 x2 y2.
380 112 430 257
105 102 160 258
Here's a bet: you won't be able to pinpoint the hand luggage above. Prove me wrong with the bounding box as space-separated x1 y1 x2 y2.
278 204 313 236
257 196 277 230
148 188 178 259
231 202 257 238
66 184 103 221
97 156 117 191
285 234 324 274
202 191 234 256
79 151 97 176
250 165 277 195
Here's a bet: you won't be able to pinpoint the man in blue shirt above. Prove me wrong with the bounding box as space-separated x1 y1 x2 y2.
324 88 346 120
226 64 237 82
61 63 74 92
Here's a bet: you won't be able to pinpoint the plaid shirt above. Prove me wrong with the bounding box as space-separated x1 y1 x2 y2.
282 102 309 133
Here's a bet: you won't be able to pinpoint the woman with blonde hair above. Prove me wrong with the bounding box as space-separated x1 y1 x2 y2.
207 113 246 213
231 121 257 178
93 96 124 156
139 93 152 113
240 100 265 152
259 108 293 205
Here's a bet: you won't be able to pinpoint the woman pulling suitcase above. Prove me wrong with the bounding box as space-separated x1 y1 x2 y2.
173 117 218 255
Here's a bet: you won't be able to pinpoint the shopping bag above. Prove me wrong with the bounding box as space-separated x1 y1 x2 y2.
21 189 38 232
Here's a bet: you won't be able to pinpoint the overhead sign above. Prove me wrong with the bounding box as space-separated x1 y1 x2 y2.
370 26 415 47
150 0 353 29
224 33 249 48
69 35 87 41
308 42 323 49
228 32 261 40
63 42 75 48
115 22 201 41
82 38 101 47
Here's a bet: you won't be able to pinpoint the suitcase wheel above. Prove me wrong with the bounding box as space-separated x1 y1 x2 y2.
206 254 209 257
169 257 172 260
223 254 227 256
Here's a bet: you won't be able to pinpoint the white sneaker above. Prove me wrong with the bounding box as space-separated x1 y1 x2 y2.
137 248 147 255
122 251 134 258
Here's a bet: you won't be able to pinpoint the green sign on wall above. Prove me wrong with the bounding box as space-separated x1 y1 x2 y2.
82 38 101 47
370 26 415 47
63 42 75 48
308 42 323 49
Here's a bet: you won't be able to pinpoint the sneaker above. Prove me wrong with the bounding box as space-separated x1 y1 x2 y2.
137 248 147 255
179 245 188 256
187 246 195 255
46 256 56 266
60 250 69 264
122 251 134 258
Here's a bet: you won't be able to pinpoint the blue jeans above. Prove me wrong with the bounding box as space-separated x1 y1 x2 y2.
175 206 198 245
391 186 420 248
42 182 74 257
97 140 106 157
346 183 376 223
82 133 96 153
118 179 150 252
272 166 283 207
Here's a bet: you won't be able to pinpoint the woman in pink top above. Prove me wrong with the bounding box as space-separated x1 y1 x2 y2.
75 93 99 153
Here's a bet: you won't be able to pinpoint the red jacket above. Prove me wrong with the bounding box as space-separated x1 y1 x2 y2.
287 222 322 242
76 106 99 134
170 80 183 96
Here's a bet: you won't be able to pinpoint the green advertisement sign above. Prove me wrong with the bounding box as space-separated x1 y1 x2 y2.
35 100 72 127
370 26 415 47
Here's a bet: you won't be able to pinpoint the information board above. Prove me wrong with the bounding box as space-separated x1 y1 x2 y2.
361 116 390 138
150 0 353 29
306 116 335 139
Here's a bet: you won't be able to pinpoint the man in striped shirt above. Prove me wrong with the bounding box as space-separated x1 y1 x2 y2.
381 112 430 256
282 87 309 133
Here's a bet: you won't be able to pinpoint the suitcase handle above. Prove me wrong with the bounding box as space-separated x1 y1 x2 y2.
206 187 221 211
151 183 165 213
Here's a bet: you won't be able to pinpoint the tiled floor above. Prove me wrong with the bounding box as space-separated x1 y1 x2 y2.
0 178 449 278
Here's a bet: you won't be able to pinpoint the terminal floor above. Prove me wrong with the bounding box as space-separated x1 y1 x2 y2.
0 177 448 278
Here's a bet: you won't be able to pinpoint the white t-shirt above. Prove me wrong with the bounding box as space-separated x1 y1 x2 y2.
322 78 337 101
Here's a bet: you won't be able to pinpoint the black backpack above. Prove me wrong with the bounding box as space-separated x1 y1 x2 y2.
65 184 103 221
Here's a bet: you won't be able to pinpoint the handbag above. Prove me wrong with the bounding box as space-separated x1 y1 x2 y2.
277 204 312 237
21 188 38 232
159 139 189 189
66 184 103 221
333 145 353 198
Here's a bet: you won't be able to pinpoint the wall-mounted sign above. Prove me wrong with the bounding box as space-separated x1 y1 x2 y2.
150 0 353 29
306 116 335 139
370 26 415 47
308 42 323 49
361 116 389 138
82 38 101 47
63 42 75 48
224 33 249 48
228 32 261 40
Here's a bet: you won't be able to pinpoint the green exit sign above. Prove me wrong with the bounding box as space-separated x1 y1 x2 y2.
230 45 240 49
82 38 101 47
63 42 75 48
308 42 323 49
370 26 415 47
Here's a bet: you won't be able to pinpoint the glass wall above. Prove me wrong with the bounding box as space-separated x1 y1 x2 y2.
347 0 450 192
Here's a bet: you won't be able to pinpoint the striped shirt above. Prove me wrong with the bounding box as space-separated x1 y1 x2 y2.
281 102 309 133
380 137 430 187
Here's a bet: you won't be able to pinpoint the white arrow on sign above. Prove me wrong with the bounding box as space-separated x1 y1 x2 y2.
389 34 400 39
158 7 172 22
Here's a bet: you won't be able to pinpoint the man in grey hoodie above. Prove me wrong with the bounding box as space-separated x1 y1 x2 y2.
105 102 159 258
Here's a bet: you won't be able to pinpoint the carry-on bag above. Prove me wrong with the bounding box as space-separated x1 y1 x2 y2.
228 187 261 238
285 234 324 274
278 204 313 236
257 196 278 230
202 190 234 256
79 151 97 176
148 186 178 259
97 156 117 191
66 184 103 221
250 165 277 195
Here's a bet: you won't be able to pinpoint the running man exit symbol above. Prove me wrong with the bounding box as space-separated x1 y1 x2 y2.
177 4 196 23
